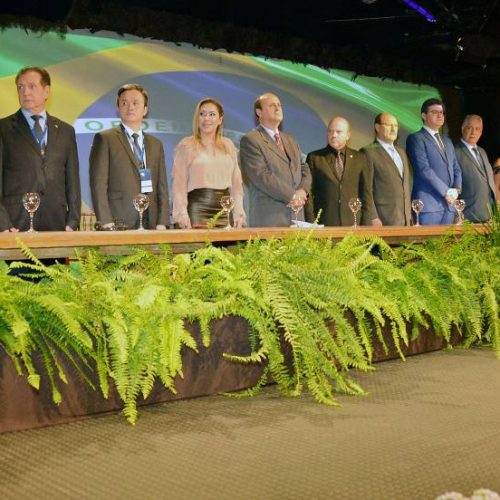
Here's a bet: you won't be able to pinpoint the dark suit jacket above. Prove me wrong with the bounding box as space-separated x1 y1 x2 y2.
0 109 81 231
406 128 462 214
239 126 311 227
89 126 170 229
305 145 377 226
360 142 413 226
454 141 497 222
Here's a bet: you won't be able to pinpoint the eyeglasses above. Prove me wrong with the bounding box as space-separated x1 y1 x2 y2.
426 110 445 116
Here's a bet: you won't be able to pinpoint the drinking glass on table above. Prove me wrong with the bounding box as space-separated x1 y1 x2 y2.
348 197 362 228
411 199 424 226
220 195 235 230
132 193 150 230
453 199 466 225
22 192 41 233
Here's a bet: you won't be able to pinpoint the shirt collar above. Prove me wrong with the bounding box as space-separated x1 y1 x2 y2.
121 122 143 140
260 124 279 140
460 137 478 153
423 125 440 137
21 108 47 127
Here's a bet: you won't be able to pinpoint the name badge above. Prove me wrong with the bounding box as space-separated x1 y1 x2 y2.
140 168 153 193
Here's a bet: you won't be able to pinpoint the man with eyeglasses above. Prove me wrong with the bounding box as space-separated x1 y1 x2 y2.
406 98 462 225
360 113 412 225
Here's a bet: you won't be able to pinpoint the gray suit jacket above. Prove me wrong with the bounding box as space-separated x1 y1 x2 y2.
454 141 497 222
0 109 81 231
360 142 413 226
89 126 170 229
239 126 311 227
305 145 377 226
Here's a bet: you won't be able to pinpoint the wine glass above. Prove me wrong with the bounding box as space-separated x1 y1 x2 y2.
348 197 362 228
132 193 150 230
288 193 303 226
454 199 466 225
220 195 234 230
411 199 424 226
22 192 41 233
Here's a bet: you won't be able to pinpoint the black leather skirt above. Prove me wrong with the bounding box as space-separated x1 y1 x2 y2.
188 188 231 228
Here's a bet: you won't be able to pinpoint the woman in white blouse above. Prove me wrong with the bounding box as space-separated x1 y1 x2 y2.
172 97 246 228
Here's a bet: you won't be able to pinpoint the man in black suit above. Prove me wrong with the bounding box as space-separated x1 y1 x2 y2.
360 113 413 226
0 66 81 232
89 83 169 230
305 116 377 226
454 114 497 222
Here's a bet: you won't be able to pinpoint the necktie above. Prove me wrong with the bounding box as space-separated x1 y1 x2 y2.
131 133 143 165
388 146 404 177
274 132 286 155
434 133 446 152
335 150 344 179
472 147 483 166
31 115 45 155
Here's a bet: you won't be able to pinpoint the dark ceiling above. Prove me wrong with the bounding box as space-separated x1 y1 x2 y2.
3 0 500 91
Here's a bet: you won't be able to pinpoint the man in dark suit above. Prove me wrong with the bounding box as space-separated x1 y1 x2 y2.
239 92 311 227
406 98 462 225
90 83 169 230
0 66 81 232
360 113 412 226
305 116 377 226
454 114 497 222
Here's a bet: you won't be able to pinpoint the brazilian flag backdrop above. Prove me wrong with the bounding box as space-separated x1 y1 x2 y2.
0 28 439 210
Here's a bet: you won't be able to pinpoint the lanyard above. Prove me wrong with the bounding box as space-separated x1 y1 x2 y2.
30 125 47 149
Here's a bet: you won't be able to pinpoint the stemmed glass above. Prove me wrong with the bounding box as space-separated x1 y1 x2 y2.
288 193 303 226
132 193 150 230
348 197 362 228
22 192 41 233
220 195 234 230
411 199 424 226
454 199 466 225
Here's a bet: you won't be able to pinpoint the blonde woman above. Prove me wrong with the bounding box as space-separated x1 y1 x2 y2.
172 98 246 228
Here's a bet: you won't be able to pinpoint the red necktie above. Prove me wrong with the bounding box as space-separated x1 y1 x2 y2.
274 133 286 155
335 151 344 179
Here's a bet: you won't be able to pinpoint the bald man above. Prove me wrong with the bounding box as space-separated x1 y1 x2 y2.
239 92 311 227
305 116 377 226
360 113 412 225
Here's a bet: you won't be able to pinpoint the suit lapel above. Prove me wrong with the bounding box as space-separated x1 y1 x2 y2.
259 126 288 162
12 110 41 156
422 128 447 162
375 143 403 178
45 114 60 159
116 127 142 176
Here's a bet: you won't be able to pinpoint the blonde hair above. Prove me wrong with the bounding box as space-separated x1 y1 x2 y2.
192 97 228 153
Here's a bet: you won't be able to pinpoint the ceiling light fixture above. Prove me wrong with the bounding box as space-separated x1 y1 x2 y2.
402 0 436 23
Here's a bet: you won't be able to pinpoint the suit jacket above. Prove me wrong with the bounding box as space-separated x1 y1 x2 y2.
305 145 377 226
406 128 462 214
89 126 170 229
454 141 496 222
0 109 81 231
360 142 413 226
239 126 311 227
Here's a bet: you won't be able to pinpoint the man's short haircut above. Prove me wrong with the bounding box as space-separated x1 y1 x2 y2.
421 98 444 114
462 114 483 127
15 66 51 87
116 83 149 107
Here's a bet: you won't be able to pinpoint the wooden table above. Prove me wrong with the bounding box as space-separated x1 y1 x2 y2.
0 225 485 260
